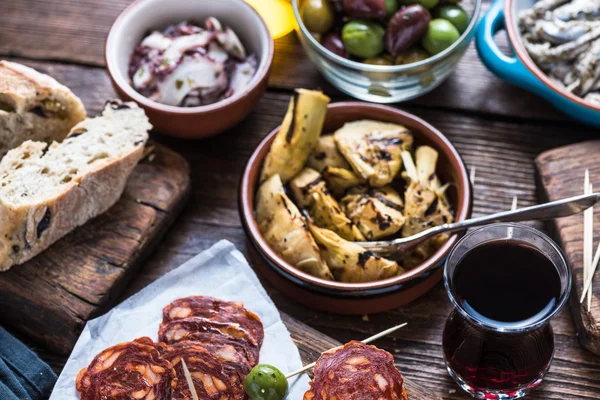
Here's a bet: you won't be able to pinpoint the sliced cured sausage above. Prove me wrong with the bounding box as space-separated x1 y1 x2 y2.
76 337 174 400
303 341 408 400
158 316 260 366
162 341 250 393
162 296 264 349
161 341 244 400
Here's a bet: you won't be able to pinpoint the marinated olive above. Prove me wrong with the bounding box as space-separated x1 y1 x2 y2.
300 0 336 33
364 55 394 65
244 364 289 400
385 0 400 16
399 0 439 9
342 0 398 18
322 32 348 57
385 5 431 57
421 18 460 55
435 5 469 33
342 20 385 59
394 46 430 64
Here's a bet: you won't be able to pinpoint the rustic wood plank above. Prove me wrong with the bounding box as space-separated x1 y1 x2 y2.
3 4 600 396
536 141 600 356
0 144 190 355
0 1 561 120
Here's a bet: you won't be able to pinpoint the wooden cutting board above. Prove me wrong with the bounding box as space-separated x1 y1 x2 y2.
536 140 600 355
283 314 431 399
0 144 190 355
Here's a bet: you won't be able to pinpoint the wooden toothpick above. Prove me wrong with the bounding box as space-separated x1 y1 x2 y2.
285 322 408 379
181 358 199 400
580 241 600 303
583 171 593 311
469 167 476 186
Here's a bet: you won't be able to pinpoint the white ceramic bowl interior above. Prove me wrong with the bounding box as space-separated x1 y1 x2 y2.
106 0 272 113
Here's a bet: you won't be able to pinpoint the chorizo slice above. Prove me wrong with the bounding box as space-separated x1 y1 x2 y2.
162 296 264 349
161 341 250 396
76 337 174 400
158 316 260 366
161 342 243 400
303 341 408 400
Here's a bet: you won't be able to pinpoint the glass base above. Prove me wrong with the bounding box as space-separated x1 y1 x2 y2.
447 367 543 400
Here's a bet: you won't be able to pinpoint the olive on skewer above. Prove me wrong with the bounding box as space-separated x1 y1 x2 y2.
243 323 408 399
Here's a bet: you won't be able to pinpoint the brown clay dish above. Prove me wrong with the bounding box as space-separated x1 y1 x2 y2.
104 0 274 139
240 102 472 314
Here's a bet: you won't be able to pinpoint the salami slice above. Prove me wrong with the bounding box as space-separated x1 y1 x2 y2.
76 337 174 400
162 296 264 349
161 342 244 400
303 341 408 400
158 316 261 365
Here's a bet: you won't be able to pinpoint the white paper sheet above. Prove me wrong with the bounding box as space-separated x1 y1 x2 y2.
50 240 310 399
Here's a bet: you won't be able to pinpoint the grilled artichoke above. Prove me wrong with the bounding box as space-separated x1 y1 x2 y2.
334 120 413 187
260 89 330 183
256 174 334 280
322 166 364 196
341 186 406 240
290 168 365 241
306 135 351 172
308 221 403 283
401 146 454 238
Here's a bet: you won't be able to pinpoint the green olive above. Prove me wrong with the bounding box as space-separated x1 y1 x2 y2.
385 0 400 16
399 0 440 10
300 0 336 34
394 46 430 65
421 19 460 55
364 55 394 65
244 364 289 400
342 20 385 59
435 5 469 33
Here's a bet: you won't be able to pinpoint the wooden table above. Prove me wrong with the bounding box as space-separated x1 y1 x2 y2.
2 1 600 398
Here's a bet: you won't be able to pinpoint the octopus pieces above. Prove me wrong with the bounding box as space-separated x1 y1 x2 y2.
76 296 264 400
129 19 257 107
304 341 408 400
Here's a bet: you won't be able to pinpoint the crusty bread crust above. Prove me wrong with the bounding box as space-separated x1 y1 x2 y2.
0 101 150 271
0 60 86 158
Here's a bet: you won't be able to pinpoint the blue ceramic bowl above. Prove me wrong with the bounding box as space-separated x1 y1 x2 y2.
476 0 600 127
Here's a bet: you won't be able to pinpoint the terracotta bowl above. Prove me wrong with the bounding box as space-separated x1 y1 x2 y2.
240 102 472 314
105 0 274 139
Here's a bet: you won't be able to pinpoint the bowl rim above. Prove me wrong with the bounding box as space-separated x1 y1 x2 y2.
240 102 472 292
104 0 274 114
291 0 483 72
504 0 600 113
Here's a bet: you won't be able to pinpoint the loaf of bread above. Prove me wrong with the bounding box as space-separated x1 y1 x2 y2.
0 60 86 158
0 100 151 271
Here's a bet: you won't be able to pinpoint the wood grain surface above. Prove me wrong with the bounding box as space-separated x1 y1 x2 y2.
0 144 190 355
536 142 600 355
2 0 600 398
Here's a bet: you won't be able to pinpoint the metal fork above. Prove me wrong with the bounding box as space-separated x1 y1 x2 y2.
359 192 600 257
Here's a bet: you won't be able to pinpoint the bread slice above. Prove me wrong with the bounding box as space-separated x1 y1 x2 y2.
0 100 151 271
0 60 86 158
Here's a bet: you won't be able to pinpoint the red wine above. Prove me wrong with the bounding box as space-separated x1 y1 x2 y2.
443 240 561 392
454 241 561 327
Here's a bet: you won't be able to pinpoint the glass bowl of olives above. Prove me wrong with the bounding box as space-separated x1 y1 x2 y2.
292 0 481 103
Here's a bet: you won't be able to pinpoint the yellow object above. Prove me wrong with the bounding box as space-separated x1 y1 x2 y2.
246 0 296 39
